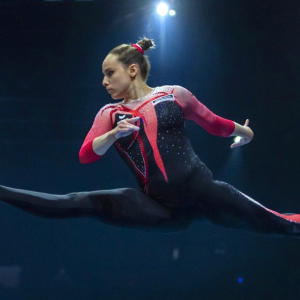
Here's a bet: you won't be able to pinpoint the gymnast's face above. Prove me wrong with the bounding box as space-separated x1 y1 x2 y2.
102 54 136 100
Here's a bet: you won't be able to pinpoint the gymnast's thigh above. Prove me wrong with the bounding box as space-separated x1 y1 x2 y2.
87 188 191 231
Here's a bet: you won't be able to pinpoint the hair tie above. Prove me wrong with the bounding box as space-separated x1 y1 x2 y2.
131 44 144 54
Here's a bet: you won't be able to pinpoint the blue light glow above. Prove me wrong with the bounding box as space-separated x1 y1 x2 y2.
157 2 169 16
169 10 176 16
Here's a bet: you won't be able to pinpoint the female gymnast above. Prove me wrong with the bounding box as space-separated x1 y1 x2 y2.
1 38 300 236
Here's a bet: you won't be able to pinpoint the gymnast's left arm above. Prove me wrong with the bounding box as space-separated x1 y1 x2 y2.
174 85 254 147
229 119 254 148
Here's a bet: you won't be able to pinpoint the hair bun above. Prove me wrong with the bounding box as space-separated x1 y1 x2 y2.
137 38 155 52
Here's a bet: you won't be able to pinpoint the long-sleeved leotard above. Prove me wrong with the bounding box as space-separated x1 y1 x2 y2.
1 85 300 236
79 86 235 206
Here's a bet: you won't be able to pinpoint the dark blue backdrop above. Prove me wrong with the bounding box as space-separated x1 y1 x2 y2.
0 0 300 299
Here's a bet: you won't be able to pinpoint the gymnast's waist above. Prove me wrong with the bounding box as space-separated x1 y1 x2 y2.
144 160 213 207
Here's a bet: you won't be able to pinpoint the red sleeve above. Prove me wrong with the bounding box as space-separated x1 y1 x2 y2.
174 86 235 137
79 106 113 164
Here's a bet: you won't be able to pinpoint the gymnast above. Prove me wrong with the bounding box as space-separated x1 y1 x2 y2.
1 37 300 237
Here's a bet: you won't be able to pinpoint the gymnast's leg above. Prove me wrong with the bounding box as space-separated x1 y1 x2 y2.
0 185 179 231
196 180 300 237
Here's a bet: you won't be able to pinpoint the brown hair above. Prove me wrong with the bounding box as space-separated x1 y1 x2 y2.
108 37 155 81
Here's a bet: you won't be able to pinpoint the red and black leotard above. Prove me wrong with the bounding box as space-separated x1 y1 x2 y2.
1 85 300 235
79 85 235 206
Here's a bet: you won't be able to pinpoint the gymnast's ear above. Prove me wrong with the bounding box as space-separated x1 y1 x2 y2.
128 63 138 79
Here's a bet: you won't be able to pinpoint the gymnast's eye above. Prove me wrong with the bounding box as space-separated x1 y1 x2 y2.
107 70 114 77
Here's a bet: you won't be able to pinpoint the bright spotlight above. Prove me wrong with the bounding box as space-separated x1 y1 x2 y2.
169 9 176 16
234 136 242 143
157 2 169 16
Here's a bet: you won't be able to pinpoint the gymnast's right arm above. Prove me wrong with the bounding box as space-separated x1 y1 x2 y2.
79 107 139 164
92 117 140 155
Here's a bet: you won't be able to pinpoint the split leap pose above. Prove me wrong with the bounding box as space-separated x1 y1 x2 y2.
1 38 300 236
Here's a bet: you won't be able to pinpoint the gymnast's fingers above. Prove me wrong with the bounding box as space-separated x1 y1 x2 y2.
117 121 139 131
127 117 140 123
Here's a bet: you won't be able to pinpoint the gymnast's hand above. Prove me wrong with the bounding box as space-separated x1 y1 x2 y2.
92 117 140 156
230 119 254 148
113 117 140 139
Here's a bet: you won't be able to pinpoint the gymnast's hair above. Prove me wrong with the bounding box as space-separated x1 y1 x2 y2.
109 37 155 81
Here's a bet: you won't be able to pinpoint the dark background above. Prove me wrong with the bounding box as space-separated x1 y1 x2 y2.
0 0 300 299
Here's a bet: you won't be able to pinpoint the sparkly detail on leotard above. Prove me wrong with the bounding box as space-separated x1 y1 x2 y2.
115 134 147 178
1 86 300 237
79 86 235 197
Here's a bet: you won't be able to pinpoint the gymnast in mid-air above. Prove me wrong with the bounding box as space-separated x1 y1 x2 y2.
1 37 300 236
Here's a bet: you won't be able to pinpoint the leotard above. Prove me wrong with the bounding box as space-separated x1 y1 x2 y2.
1 85 300 235
79 85 234 207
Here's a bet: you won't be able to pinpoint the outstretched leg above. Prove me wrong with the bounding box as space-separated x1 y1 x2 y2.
0 185 184 231
196 180 300 237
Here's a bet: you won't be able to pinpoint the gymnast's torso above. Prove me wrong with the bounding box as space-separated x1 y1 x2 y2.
79 85 235 207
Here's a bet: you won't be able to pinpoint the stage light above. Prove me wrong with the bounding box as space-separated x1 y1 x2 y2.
169 9 176 16
0 265 22 288
157 2 169 16
234 136 242 143
173 248 180 260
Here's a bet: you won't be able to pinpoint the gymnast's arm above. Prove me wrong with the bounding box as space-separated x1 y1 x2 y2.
229 119 254 148
92 117 140 155
174 85 254 147
79 108 140 164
